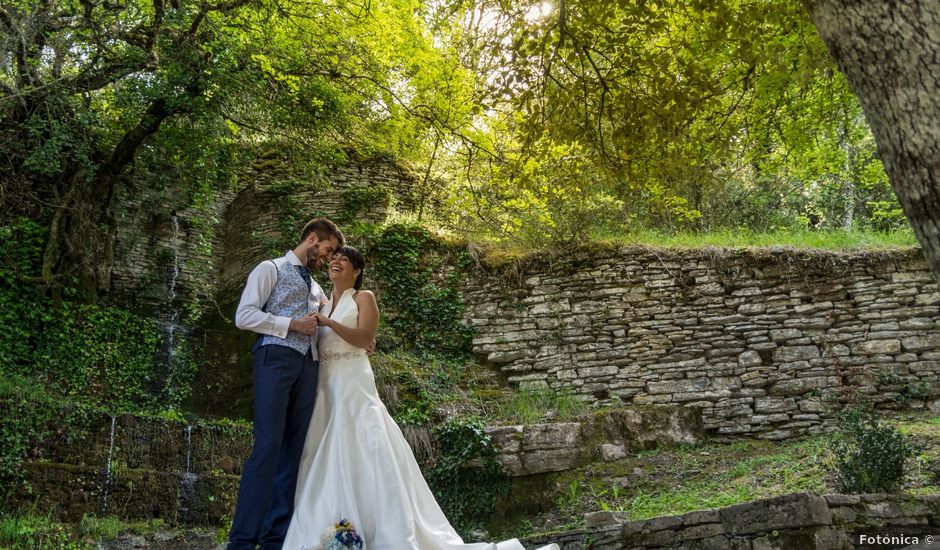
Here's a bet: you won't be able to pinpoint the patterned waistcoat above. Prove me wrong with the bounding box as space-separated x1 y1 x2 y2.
253 257 318 358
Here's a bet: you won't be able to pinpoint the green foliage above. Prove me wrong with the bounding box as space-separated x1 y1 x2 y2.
426 416 509 535
1 294 193 413
0 382 51 486
0 512 92 550
0 221 197 414
38 304 154 405
0 377 95 496
0 512 166 549
365 223 472 355
39 303 195 410
371 349 468 426
487 436 834 536
590 227 918 250
430 0 907 239
2 0 474 290
867 200 908 232
77 515 126 541
833 410 916 493
0 219 52 373
448 137 626 246
628 482 759 521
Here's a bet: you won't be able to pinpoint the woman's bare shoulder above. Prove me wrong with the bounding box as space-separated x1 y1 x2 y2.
353 289 377 303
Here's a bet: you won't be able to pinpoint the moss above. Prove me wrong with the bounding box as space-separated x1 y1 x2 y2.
486 472 567 536
184 304 257 419
12 461 240 526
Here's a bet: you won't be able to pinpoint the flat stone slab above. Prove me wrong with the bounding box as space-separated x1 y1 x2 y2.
720 492 831 535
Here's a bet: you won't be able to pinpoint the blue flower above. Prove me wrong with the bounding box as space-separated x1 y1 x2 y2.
325 519 363 549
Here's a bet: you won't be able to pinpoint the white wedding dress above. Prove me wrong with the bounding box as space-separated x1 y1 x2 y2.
283 288 558 550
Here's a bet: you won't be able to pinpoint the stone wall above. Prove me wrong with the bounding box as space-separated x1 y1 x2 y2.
523 492 940 550
8 410 252 525
463 246 940 439
107 152 417 310
105 152 418 417
109 178 228 310
216 153 417 302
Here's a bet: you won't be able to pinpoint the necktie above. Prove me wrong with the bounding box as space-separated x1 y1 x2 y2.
297 265 312 291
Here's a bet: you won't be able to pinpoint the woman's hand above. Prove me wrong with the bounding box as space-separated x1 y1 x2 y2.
314 311 333 329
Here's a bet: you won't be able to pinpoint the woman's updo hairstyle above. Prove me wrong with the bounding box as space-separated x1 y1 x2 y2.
336 246 366 290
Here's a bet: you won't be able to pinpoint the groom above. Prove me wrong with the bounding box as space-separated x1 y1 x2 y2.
228 217 344 550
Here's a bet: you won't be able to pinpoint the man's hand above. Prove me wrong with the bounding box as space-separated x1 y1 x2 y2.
366 338 376 356
289 313 318 335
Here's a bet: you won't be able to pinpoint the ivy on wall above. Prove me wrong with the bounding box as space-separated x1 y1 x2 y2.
0 219 50 373
361 223 473 355
426 416 509 536
354 224 509 533
0 219 198 415
0 377 95 498
247 145 340 257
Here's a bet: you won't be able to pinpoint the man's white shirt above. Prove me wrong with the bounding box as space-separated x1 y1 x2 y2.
234 251 325 338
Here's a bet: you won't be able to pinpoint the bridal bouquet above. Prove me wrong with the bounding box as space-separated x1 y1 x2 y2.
320 519 364 550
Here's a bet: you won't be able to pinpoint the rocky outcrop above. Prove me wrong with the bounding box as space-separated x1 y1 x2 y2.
486 407 703 475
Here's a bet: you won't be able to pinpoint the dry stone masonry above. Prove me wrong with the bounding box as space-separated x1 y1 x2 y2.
216 153 416 300
463 246 940 440
108 152 416 308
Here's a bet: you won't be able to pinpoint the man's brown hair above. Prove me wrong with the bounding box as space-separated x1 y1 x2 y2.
299 218 345 247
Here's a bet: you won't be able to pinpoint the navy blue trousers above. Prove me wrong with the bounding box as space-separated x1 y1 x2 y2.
228 345 318 550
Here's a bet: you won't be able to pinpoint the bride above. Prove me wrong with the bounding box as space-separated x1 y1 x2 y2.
282 246 558 550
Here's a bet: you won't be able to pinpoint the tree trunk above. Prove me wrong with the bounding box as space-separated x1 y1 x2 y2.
805 1 940 285
43 96 185 297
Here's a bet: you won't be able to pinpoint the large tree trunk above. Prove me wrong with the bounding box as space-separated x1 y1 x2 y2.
805 1 940 285
41 96 186 297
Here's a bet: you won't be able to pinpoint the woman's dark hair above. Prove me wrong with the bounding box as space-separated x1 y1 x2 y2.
336 245 366 289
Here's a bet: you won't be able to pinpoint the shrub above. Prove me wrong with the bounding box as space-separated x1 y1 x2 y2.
833 410 916 493
426 416 509 535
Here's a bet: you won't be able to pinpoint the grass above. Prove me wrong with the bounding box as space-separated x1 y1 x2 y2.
615 438 830 521
896 415 940 438
463 227 919 267
77 515 131 541
0 513 122 550
589 227 918 250
0 373 52 401
372 350 593 426
0 513 197 549
371 349 477 424
478 387 592 425
627 482 760 519
362 214 919 253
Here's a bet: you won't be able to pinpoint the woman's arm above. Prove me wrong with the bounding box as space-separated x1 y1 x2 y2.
315 291 379 349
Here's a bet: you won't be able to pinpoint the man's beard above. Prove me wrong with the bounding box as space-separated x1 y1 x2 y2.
306 256 321 270
306 248 323 270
